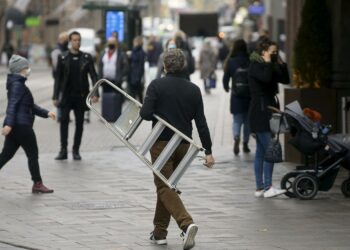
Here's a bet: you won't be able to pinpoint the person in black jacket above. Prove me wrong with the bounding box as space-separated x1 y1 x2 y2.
128 36 146 102
248 38 290 198
53 31 99 160
223 39 251 155
1 55 55 193
140 49 214 250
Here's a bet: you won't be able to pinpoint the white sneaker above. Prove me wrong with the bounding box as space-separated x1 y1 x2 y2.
263 186 286 198
254 189 264 198
180 224 198 250
150 232 167 245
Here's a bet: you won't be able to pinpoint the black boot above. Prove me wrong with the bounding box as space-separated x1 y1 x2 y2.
243 142 251 153
72 149 82 161
55 148 67 160
233 137 240 155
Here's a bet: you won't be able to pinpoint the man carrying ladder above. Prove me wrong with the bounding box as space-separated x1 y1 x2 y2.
140 48 215 250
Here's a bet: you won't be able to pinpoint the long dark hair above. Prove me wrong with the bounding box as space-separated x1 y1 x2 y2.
256 37 276 55
224 39 248 71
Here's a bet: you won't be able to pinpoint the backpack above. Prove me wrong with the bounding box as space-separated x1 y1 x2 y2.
232 67 249 97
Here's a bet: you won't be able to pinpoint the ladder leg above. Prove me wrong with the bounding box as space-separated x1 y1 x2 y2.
167 146 199 187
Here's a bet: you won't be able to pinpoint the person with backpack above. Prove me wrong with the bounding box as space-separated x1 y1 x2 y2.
223 39 251 155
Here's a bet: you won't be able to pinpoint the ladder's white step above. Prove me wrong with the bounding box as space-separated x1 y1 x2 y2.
153 134 182 172
168 146 200 186
138 122 166 156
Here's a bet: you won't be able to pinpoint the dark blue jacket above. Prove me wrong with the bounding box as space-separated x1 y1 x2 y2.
4 74 49 127
129 46 146 86
223 52 250 114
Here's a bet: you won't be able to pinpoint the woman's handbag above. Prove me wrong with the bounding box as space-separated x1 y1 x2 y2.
265 115 283 163
264 136 283 163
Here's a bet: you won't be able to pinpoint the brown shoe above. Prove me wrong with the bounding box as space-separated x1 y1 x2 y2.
32 182 54 194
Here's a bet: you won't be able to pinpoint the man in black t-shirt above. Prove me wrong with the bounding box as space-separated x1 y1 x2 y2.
53 31 99 160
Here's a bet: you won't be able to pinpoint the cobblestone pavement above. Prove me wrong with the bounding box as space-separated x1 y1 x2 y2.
0 65 349 250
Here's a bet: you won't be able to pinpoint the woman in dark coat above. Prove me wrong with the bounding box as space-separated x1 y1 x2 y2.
223 39 251 155
248 39 290 198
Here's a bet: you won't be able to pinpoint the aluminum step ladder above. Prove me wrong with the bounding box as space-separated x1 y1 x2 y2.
86 79 205 193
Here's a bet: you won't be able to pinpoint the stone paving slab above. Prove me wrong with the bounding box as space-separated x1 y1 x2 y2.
0 146 349 250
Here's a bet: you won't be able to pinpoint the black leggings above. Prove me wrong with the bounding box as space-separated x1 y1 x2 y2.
0 126 42 182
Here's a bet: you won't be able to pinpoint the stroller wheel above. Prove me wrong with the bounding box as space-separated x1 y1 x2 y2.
341 178 350 197
293 173 319 200
281 172 300 198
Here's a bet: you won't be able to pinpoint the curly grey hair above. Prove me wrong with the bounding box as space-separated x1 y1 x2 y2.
163 48 185 73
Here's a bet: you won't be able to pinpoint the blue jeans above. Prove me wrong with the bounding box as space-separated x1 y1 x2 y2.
254 132 274 190
233 113 250 142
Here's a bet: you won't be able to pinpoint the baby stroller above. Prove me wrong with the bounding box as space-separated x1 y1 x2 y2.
272 101 350 200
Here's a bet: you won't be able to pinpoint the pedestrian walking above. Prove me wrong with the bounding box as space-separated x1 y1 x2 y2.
128 36 146 103
217 36 229 68
0 55 55 193
174 31 195 78
223 39 251 155
199 39 217 93
248 38 290 198
140 49 215 250
51 31 69 122
53 31 99 161
174 33 195 80
2 43 15 65
156 38 176 79
146 35 163 81
98 36 128 92
98 36 128 122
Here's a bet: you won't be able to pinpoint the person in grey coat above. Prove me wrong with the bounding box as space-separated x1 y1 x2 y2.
199 39 217 93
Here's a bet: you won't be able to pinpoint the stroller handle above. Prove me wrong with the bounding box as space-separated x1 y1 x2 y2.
267 106 282 113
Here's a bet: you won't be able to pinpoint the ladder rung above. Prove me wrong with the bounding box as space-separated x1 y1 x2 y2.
168 146 199 187
153 134 182 172
138 122 165 156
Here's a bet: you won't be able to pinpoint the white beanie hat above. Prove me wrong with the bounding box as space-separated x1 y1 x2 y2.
9 55 29 74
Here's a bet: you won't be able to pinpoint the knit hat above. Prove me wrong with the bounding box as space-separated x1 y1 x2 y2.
9 55 29 74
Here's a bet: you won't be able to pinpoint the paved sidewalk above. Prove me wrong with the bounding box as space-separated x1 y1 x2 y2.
0 68 350 250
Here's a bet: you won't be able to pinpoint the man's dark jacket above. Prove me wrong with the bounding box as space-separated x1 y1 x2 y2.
4 74 48 127
98 49 128 87
140 73 212 155
53 51 98 108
